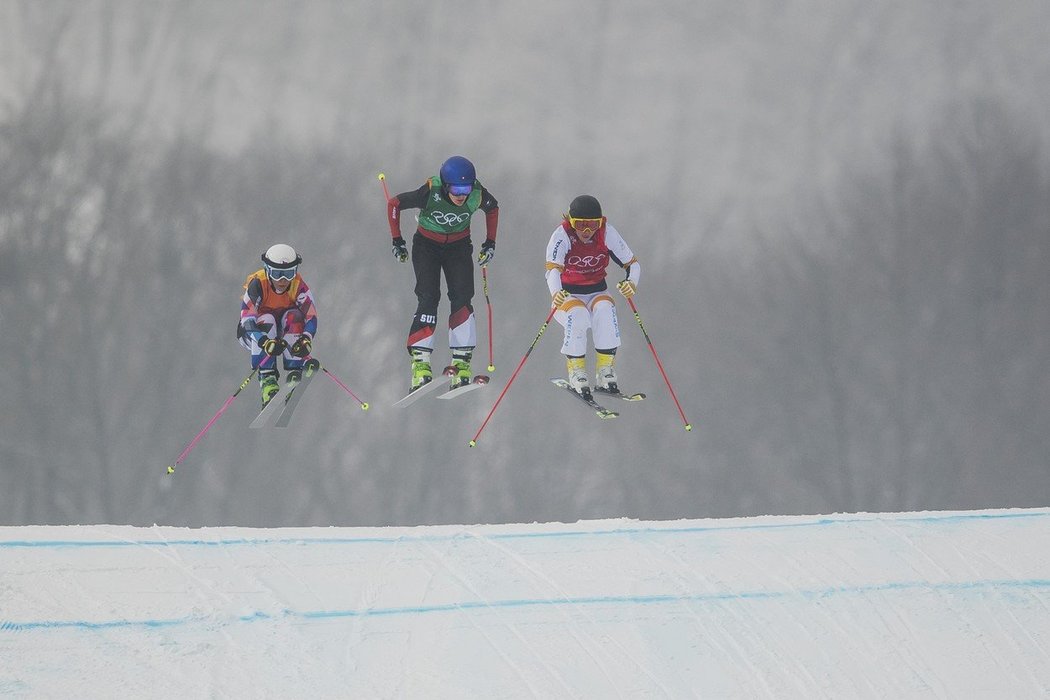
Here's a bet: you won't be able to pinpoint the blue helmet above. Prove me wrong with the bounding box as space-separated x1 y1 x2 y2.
439 156 476 187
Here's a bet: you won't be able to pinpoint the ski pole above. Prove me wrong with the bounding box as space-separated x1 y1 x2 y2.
311 357 369 410
165 356 274 475
470 307 557 447
482 265 495 372
378 172 392 201
626 297 692 431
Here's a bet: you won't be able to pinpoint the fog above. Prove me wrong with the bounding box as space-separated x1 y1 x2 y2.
2 0 1049 526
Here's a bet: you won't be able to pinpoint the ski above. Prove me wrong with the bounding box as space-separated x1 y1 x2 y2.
393 371 451 408
274 371 318 428
436 375 490 400
249 386 285 429
550 378 619 419
593 387 646 401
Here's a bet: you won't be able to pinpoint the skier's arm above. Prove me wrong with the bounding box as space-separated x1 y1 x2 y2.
237 276 266 344
387 183 430 239
478 186 499 245
544 228 569 299
240 277 263 330
606 224 641 288
295 279 319 339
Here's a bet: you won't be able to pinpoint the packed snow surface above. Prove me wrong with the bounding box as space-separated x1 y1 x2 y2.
3 509 1050 698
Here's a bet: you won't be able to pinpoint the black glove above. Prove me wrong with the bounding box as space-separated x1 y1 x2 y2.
477 240 495 266
290 335 312 358
391 236 408 263
261 337 287 357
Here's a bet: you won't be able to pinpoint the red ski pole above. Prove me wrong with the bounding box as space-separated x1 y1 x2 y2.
319 363 369 410
165 355 275 475
301 355 369 410
482 266 495 372
470 307 556 447
627 297 692 431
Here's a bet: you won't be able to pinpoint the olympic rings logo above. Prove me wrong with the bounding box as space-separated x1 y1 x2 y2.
566 254 607 268
430 211 470 225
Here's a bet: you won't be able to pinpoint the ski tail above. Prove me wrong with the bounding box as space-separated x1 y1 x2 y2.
593 387 646 401
436 375 490 400
274 371 318 427
250 387 285 429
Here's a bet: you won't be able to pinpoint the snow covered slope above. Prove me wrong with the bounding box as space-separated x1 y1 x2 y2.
3 509 1049 698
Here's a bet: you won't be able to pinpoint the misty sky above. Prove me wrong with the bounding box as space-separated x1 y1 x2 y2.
2 0 1049 526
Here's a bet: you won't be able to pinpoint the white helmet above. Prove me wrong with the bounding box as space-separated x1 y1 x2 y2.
261 243 302 281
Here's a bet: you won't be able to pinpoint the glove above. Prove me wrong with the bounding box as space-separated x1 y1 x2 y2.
616 280 637 299
477 240 495 266
552 289 570 307
261 337 287 357
290 335 312 358
391 236 408 263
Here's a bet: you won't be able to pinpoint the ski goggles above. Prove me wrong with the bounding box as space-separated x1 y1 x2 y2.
569 216 603 234
265 264 298 281
447 183 473 196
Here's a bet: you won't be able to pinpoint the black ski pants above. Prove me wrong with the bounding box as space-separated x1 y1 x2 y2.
408 233 474 349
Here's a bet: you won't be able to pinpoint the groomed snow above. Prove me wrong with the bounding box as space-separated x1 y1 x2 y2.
3 509 1050 698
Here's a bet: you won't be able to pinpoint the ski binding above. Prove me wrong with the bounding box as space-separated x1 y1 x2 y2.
593 387 646 401
395 367 488 407
550 378 619 419
437 374 490 400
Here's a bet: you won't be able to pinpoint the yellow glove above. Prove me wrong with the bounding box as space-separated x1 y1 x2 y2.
477 241 495 266
616 280 637 298
261 337 287 357
552 289 570 307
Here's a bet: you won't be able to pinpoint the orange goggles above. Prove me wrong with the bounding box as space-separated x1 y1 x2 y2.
569 216 603 234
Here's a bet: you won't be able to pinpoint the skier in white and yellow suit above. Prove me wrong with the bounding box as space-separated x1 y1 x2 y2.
544 195 640 399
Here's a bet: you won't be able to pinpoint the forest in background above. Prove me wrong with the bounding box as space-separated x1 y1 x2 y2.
2 0 1049 526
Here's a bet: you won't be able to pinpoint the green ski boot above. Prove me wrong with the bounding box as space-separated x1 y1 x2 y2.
260 373 280 408
410 348 433 393
449 348 472 389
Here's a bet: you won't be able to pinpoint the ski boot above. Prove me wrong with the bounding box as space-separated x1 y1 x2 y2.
410 348 433 393
595 351 619 394
567 356 592 400
448 348 472 389
259 370 280 409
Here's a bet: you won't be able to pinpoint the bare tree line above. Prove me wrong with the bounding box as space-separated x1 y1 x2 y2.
2 2 1049 525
